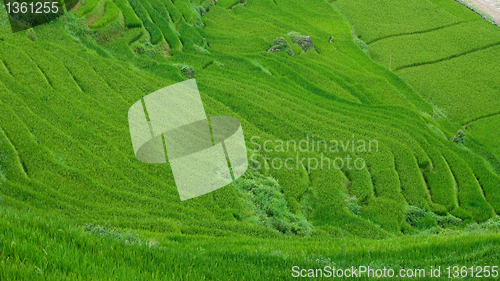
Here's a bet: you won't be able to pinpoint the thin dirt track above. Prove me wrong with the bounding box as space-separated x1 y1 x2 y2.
462 0 500 23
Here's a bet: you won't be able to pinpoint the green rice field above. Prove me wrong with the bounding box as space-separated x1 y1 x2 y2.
0 0 499 279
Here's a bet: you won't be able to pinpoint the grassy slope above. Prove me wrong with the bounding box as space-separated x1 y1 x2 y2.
334 0 500 159
0 0 499 279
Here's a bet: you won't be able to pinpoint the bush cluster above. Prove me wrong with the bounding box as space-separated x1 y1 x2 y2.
451 129 466 144
343 194 361 215
235 169 313 236
288 31 314 51
268 37 294 56
26 28 37 41
405 205 463 230
192 4 207 27
180 65 196 78
466 216 500 231
405 206 438 229
131 39 159 58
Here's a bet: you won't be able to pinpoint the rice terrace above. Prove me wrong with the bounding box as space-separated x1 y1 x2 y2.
0 0 500 279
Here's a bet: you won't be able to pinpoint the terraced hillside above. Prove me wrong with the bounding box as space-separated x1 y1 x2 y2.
1 0 499 278
334 0 500 160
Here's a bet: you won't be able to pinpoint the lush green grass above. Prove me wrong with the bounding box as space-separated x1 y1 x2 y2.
1 207 500 280
115 0 143 28
398 45 500 124
76 0 100 17
369 20 500 71
90 0 120 29
141 0 182 52
469 116 500 158
333 0 477 43
0 0 499 278
333 0 500 169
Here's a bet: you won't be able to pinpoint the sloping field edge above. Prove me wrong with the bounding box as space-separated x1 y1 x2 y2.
394 41 500 71
454 0 500 27
367 20 476 45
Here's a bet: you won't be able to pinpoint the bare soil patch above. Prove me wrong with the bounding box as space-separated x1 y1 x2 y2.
462 0 500 24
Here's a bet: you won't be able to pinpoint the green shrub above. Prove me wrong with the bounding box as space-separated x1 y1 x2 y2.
451 129 466 144
436 215 462 228
405 205 438 229
235 169 313 236
180 65 195 78
466 216 500 231
343 194 361 215
191 4 206 27
90 0 120 29
141 0 182 51
287 31 314 51
268 37 294 56
131 39 159 58
115 0 142 28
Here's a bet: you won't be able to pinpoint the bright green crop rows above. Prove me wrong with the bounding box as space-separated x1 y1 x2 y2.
115 0 142 28
0 0 499 278
333 0 500 175
90 0 120 29
398 45 500 123
76 0 100 17
369 20 500 71
128 0 163 44
333 0 477 43
1 207 500 280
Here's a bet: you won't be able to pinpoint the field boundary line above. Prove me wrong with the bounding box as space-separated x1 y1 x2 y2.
465 111 500 125
394 41 500 71
0 123 29 178
25 53 53 89
0 60 13 77
367 20 476 45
